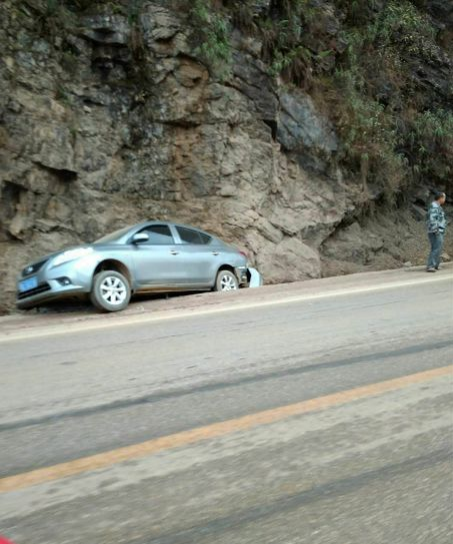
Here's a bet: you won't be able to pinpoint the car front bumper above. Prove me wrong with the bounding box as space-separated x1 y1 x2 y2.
16 259 95 309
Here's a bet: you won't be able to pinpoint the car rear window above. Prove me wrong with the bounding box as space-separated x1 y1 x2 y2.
177 227 212 245
142 225 174 245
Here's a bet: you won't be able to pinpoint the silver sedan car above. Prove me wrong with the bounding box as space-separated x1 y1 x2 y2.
16 221 261 312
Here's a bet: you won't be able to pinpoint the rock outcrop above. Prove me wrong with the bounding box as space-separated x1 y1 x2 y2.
0 0 451 311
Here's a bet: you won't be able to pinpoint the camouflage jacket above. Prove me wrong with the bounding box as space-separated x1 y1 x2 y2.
427 202 447 234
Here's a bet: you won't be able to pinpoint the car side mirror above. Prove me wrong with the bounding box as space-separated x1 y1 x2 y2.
131 232 149 244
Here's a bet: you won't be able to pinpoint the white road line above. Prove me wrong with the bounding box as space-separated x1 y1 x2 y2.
1 274 451 343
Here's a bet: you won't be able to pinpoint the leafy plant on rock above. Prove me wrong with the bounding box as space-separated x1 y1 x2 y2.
371 0 438 59
407 109 453 183
191 0 232 81
334 67 406 201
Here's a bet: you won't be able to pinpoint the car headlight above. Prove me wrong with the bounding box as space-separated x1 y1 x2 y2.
51 247 93 268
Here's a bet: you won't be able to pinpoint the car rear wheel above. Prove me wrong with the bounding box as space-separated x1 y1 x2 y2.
90 270 131 312
215 270 239 292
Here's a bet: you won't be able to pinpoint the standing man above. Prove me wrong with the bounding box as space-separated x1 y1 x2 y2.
426 191 447 272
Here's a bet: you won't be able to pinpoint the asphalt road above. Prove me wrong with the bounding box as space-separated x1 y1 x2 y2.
0 269 452 544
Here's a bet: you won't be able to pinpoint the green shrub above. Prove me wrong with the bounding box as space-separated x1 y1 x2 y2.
408 109 453 181
334 67 406 200
371 0 438 58
329 1 446 199
191 0 232 81
260 0 322 86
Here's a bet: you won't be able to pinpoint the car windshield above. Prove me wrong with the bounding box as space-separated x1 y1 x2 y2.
94 225 133 244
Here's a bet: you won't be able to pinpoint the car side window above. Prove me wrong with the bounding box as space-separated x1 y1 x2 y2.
199 232 212 245
141 225 174 245
176 227 212 245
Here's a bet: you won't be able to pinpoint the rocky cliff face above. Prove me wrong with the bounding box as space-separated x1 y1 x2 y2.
0 0 452 311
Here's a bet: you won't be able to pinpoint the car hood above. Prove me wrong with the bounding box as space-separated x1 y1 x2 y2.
24 245 93 267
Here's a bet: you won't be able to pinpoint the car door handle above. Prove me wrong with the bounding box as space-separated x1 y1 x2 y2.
171 250 179 256
212 252 219 256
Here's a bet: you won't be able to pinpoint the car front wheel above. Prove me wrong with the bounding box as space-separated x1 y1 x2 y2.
215 270 239 292
90 270 131 312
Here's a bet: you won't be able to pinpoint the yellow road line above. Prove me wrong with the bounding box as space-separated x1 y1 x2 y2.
0 365 451 494
1 274 452 343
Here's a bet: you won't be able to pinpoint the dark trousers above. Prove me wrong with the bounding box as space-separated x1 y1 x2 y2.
427 232 444 269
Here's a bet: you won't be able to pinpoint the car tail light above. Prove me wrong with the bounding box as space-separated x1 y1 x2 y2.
238 250 248 259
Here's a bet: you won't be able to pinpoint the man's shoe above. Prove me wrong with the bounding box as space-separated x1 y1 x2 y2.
427 267 436 272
